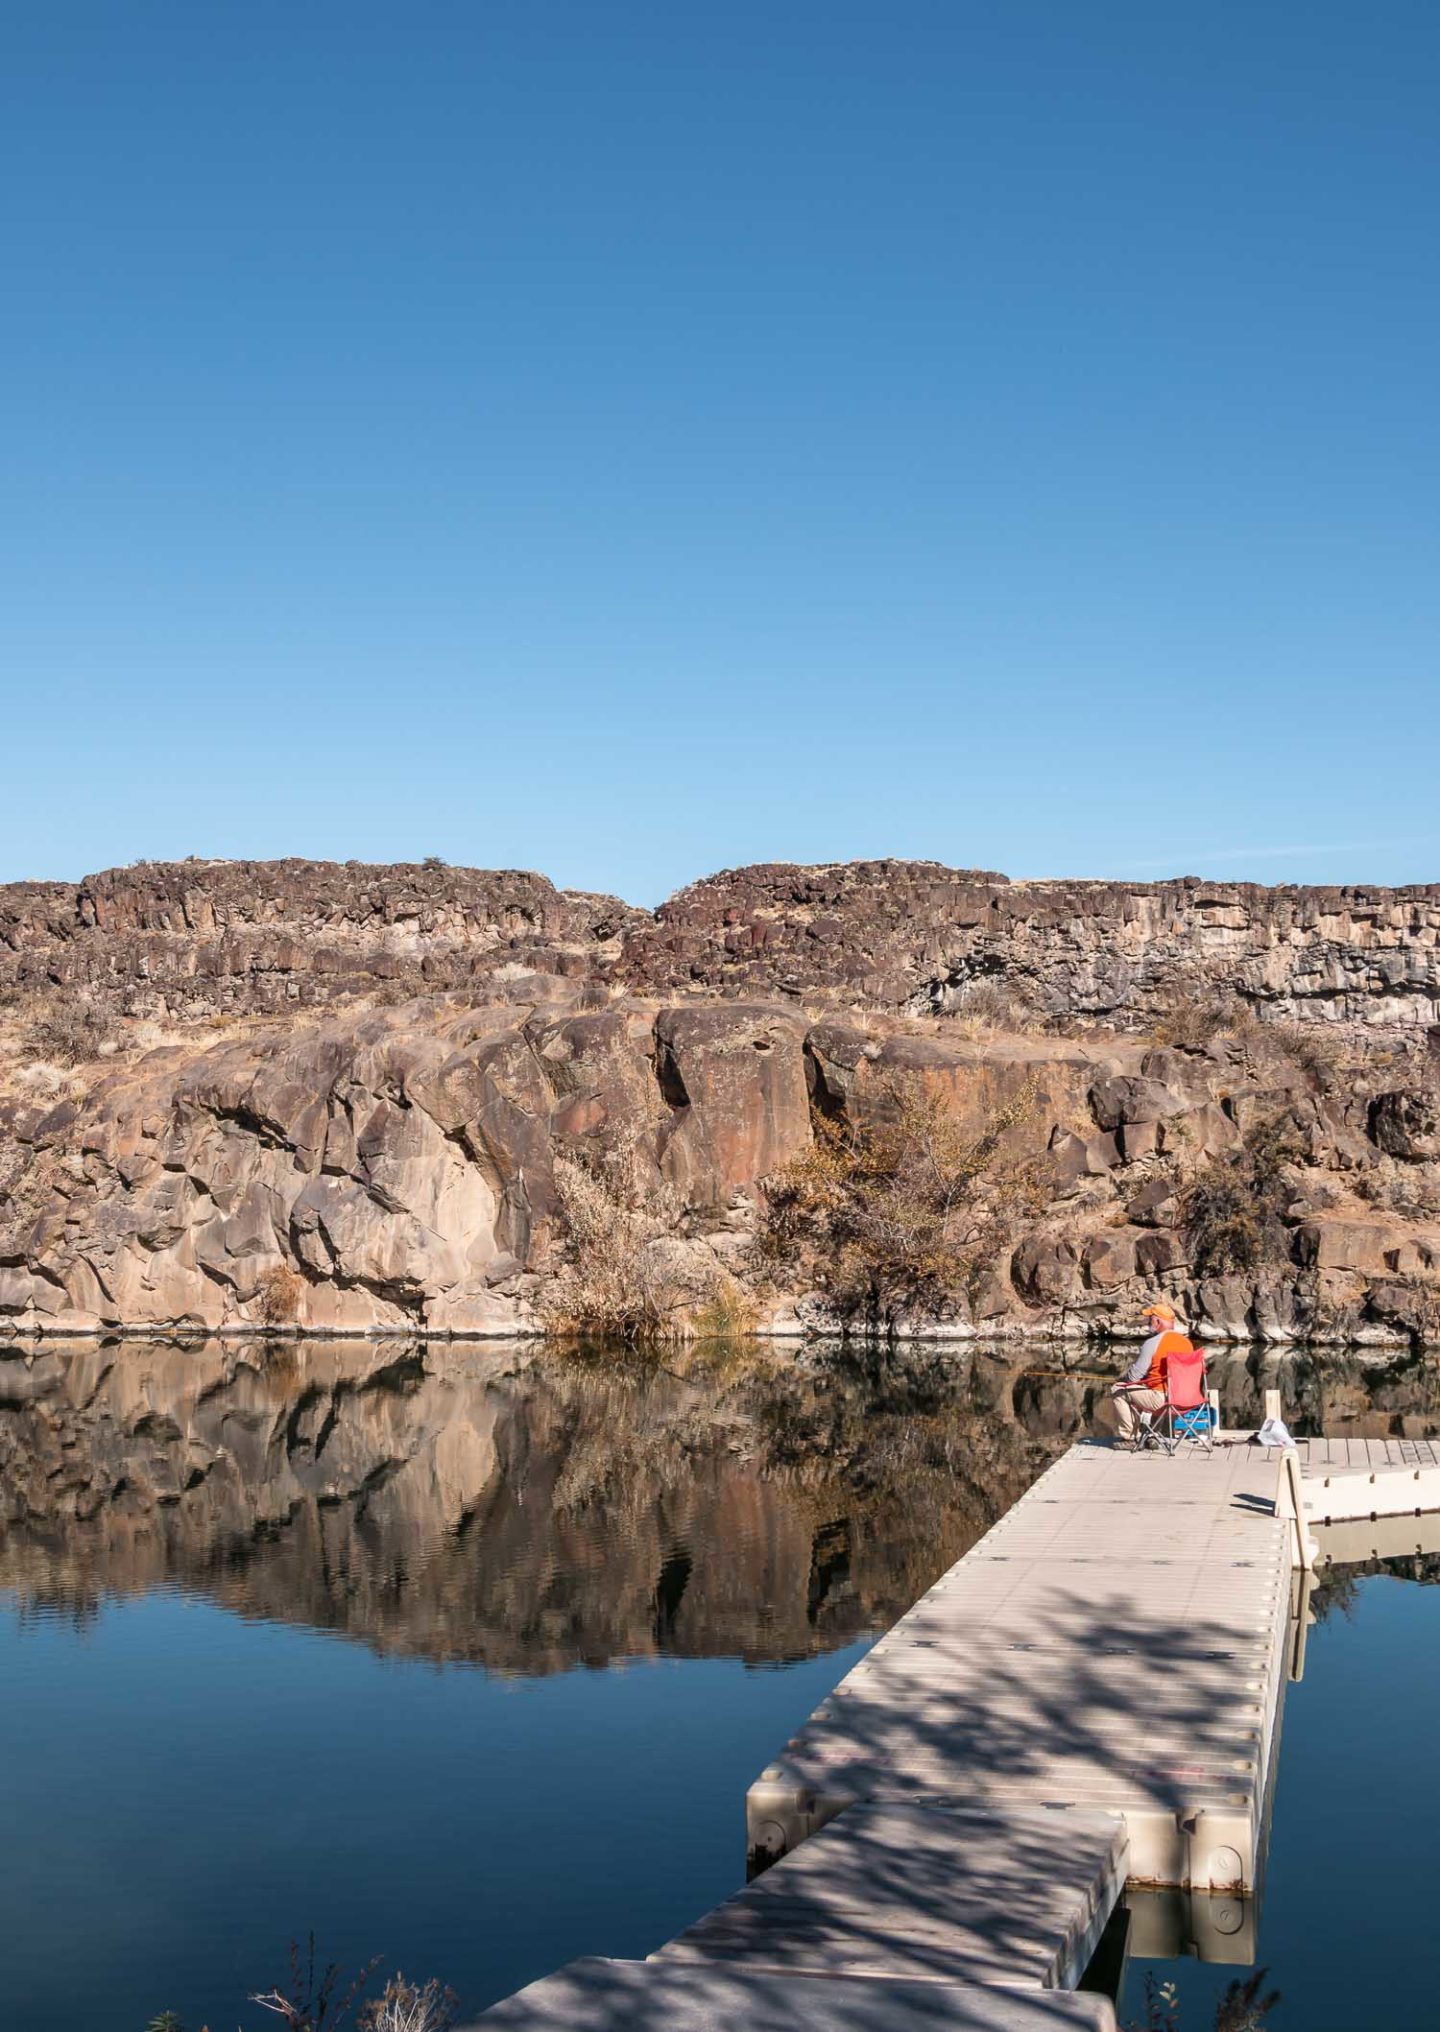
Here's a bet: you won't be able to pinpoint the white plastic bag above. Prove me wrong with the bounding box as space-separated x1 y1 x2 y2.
1255 1416 1295 1449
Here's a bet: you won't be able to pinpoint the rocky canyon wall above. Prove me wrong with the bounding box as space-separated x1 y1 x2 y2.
6 856 1440 1030
3 858 1440 1345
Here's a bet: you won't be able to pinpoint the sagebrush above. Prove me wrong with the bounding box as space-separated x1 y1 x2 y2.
1180 1112 1305 1276
540 1146 701 1343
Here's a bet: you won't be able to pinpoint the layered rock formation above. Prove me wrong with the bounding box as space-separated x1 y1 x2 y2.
626 863 1440 1031
3 858 1440 1343
0 859 641 1018
7 856 1440 1031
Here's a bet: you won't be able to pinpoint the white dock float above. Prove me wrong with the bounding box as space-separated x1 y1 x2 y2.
1310 1493 1440 1568
746 1442 1291 1895
655 1802 1127 1991
465 1958 1120 2031
1297 1435 1440 1526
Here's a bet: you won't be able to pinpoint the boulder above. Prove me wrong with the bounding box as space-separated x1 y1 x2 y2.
1127 1176 1180 1228
1088 1074 1190 1133
1082 1229 1139 1290
1050 1129 1120 1189
653 1005 811 1208
1010 1233 1082 1306
804 1021 880 1116
1369 1090 1440 1161
1294 1219 1396 1275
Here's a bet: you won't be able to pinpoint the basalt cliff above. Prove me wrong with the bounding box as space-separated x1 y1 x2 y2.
3 858 1440 1345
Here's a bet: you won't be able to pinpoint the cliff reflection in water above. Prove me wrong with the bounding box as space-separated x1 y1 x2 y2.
3 1336 1437 1676
0 1338 1062 1673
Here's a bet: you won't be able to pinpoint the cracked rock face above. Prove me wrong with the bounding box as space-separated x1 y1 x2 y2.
4 858 1440 1343
0 985 1436 1344
0 990 826 1335
7 856 1440 1031
624 863 1440 1030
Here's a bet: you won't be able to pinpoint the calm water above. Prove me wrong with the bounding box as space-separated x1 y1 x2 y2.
1 1336 1437 2031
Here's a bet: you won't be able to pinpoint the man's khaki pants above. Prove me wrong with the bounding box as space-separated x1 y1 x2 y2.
1112 1383 1166 1442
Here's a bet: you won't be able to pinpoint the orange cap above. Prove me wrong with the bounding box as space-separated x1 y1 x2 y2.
1143 1301 1176 1323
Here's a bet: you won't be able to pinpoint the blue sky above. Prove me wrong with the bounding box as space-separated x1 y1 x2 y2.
3 1 1437 904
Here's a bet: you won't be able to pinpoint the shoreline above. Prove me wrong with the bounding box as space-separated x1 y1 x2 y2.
0 1318 1429 1353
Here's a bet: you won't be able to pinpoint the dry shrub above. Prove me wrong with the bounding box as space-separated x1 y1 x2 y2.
255 1262 305 1325
763 1073 1044 1321
1148 970 1252 1051
1180 1112 1305 1276
20 991 111 1067
539 1148 695 1343
948 977 1034 1036
689 1275 760 1340
1355 1162 1440 1223
359 1975 457 2032
1262 1017 1346 1093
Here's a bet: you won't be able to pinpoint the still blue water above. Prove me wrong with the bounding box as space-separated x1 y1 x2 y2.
1 1337 1436 2031
1124 1565 1440 2031
5 1592 872 2029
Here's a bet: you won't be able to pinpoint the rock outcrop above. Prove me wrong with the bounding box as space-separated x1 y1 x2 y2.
4 857 1440 1344
8 856 1440 1032
0 859 641 1019
625 863 1440 1031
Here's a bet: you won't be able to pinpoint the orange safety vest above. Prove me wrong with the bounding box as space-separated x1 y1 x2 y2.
1143 1329 1193 1393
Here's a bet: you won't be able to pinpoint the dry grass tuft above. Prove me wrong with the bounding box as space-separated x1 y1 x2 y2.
946 977 1036 1037
255 1262 305 1326
1261 1017 1347 1093
18 991 112 1068
539 1148 699 1344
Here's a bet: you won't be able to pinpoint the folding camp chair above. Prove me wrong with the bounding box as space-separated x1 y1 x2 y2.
1137 1345 1214 1454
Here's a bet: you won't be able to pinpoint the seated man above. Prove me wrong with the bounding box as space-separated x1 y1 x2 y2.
1110 1300 1194 1445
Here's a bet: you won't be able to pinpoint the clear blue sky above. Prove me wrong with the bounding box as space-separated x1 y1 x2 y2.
3 1 1437 904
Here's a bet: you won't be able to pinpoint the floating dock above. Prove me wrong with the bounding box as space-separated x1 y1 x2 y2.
469 1433 1439 2031
1296 1433 1440 1524
745 1442 1291 1896
659 1802 1127 1990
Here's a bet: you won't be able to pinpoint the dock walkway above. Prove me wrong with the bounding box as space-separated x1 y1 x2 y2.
745 1442 1290 1897
471 1432 1439 2032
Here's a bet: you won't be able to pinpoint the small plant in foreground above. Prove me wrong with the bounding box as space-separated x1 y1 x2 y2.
151 1940 459 2032
359 1974 458 2032
1124 1967 1280 2032
250 1936 380 2031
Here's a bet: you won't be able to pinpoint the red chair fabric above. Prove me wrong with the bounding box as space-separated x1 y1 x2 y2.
1166 1346 1207 1410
